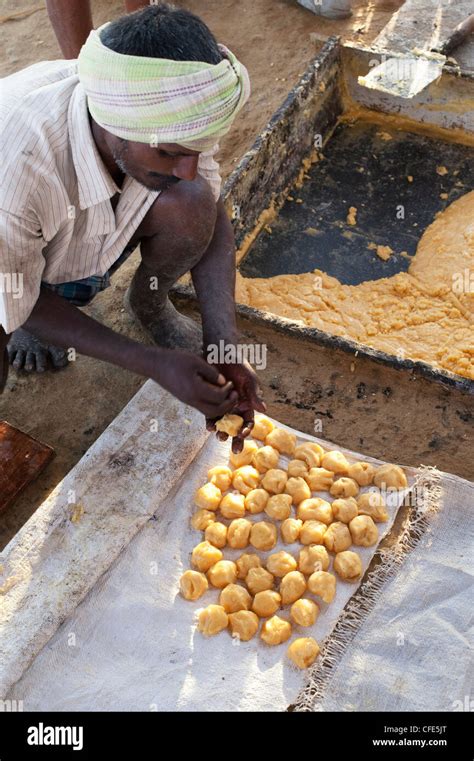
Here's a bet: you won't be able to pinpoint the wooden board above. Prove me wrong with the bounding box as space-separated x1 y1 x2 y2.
0 421 54 514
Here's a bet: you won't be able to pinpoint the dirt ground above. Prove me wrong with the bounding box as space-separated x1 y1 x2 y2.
0 0 404 548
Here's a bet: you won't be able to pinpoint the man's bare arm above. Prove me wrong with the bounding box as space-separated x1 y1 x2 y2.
191 199 266 451
46 0 94 58
125 0 151 11
191 198 238 350
46 0 150 59
16 286 236 418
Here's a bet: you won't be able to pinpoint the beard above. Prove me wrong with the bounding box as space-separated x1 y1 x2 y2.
112 145 180 192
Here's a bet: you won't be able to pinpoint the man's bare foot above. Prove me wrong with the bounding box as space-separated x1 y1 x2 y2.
124 286 203 354
7 328 69 372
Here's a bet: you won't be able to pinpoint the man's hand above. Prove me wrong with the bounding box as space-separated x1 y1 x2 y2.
19 287 240 420
191 200 266 452
152 349 239 420
206 360 266 453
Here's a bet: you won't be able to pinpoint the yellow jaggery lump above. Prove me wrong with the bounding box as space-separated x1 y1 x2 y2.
235 192 474 380
287 637 320 669
347 206 357 226
368 242 394 261
215 414 244 437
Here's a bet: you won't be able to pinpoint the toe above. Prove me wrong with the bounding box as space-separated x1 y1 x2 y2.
24 351 37 372
49 346 69 369
12 349 25 371
35 349 48 373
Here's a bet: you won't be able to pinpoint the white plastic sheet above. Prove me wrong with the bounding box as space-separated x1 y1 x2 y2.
8 420 418 711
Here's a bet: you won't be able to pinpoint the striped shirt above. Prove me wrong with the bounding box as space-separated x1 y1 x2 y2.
0 60 222 334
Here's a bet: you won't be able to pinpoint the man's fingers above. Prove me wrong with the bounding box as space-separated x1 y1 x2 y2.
200 398 236 420
198 360 226 386
206 417 229 440
199 381 236 406
231 435 244 455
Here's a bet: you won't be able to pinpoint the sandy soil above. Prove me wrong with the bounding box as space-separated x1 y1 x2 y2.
0 0 403 548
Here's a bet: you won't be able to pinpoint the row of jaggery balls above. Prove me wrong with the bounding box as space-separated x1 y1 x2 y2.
180 414 408 669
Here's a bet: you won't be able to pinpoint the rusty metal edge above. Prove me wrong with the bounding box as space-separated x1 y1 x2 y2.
222 35 342 202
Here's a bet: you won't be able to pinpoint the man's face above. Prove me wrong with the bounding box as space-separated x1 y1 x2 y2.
111 138 201 191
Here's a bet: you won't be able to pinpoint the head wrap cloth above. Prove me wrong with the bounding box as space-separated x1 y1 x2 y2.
77 23 250 151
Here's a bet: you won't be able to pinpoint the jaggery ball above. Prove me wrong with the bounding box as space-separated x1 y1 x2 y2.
246 566 274 595
228 610 259 641
236 552 261 580
219 492 246 519
281 518 303 544
219 583 252 613
252 445 280 473
330 477 360 499
280 571 307 605
347 461 375 486
266 551 297 577
194 482 222 511
215 413 244 437
180 570 208 601
260 468 288 494
287 637 320 669
331 497 358 524
245 488 269 514
232 465 260 495
227 518 252 549
290 598 319 627
304 467 334 491
191 509 216 531
265 428 296 456
250 520 278 551
349 515 378 547
323 521 352 553
293 442 324 469
229 439 259 469
198 604 228 636
285 477 311 505
251 415 275 441
297 497 333 524
260 615 292 646
333 551 363 581
287 459 309 478
208 465 233 492
373 463 407 490
191 541 223 572
252 589 281 618
321 450 350 475
207 560 238 589
204 521 227 548
265 493 292 521
300 520 327 545
298 544 330 575
357 491 389 522
307 571 337 603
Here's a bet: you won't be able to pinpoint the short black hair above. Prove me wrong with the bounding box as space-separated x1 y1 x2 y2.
100 2 222 64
